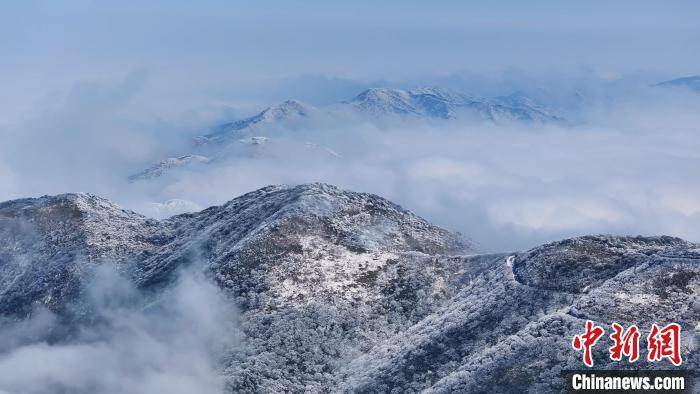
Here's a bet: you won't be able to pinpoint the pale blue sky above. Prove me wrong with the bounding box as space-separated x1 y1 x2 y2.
1 1 698 118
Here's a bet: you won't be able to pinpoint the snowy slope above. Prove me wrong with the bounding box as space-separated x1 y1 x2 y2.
129 87 562 181
0 193 164 315
128 154 211 182
195 100 314 145
0 185 697 393
348 87 562 122
341 236 699 392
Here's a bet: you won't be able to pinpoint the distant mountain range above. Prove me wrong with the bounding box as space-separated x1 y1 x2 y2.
196 87 562 146
131 87 563 182
0 184 697 392
130 76 699 182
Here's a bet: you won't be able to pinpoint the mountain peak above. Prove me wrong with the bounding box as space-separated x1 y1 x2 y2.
196 100 313 145
354 87 406 97
350 88 417 116
211 182 473 255
495 91 538 107
408 86 471 102
350 86 467 118
0 192 123 216
259 99 312 121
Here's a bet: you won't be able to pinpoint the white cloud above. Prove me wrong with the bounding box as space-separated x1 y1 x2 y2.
0 268 239 394
1 72 699 252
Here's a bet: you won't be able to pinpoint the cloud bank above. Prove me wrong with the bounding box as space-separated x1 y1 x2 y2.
1 71 699 252
0 267 238 394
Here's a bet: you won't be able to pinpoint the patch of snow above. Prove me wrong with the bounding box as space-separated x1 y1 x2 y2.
128 155 210 182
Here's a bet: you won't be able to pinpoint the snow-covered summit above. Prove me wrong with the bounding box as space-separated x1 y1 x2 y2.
349 88 419 116
257 99 312 122
196 100 314 145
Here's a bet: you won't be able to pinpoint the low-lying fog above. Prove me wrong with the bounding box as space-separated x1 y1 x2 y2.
1 72 699 252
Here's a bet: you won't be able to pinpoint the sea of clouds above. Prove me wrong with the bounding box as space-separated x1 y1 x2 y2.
0 71 699 253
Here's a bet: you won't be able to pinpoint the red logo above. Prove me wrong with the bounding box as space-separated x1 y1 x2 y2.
647 323 682 366
609 323 640 362
572 320 605 367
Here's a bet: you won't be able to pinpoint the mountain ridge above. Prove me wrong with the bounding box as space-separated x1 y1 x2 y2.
0 184 697 393
129 86 564 182
198 86 562 145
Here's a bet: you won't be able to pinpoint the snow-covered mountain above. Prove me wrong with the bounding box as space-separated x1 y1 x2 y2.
129 87 562 181
195 100 313 145
197 87 561 146
347 87 562 122
0 184 697 392
654 75 700 92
